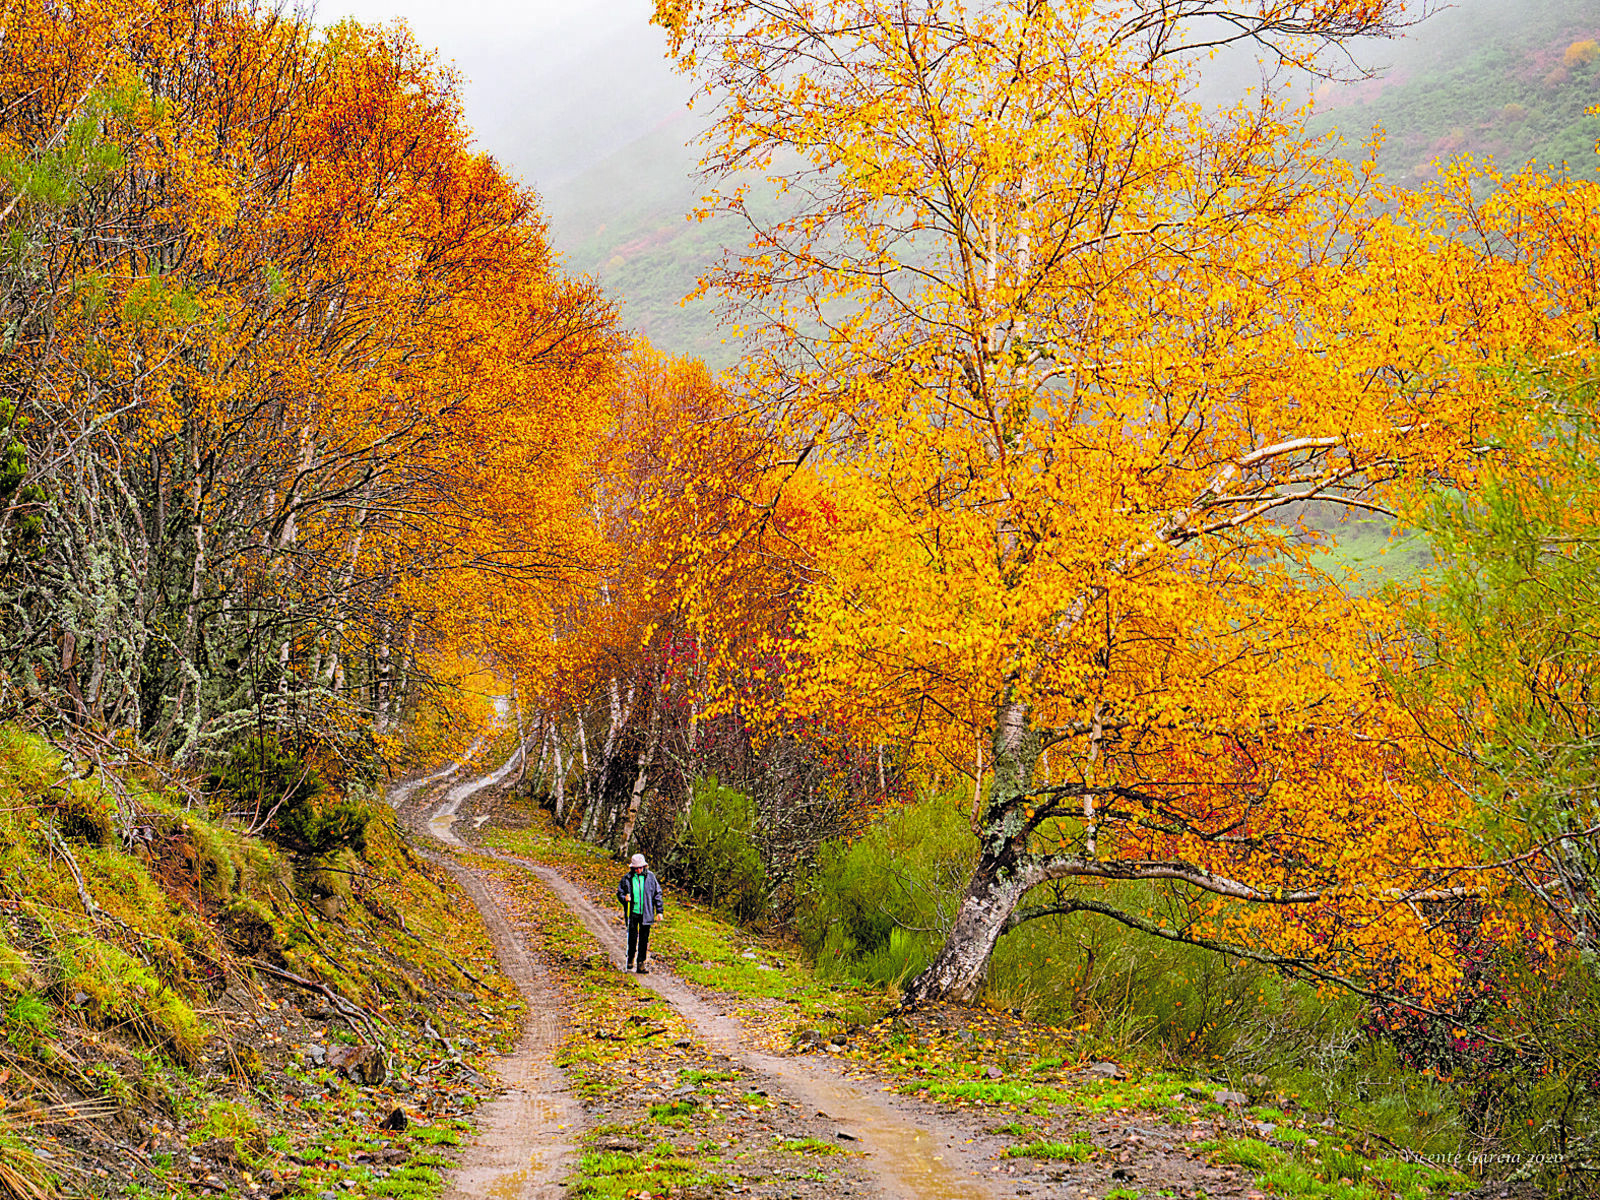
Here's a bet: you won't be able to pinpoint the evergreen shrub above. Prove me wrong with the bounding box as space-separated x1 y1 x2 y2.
671 777 767 922
798 789 975 985
209 737 368 856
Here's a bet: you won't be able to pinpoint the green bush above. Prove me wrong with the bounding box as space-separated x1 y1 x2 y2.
208 737 367 857
670 778 767 922
797 789 975 985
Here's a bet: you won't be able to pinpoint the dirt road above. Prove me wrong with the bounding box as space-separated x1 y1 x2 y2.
392 756 578 1200
395 743 1282 1200
397 746 1002 1200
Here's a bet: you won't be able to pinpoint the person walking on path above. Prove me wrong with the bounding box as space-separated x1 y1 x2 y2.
616 853 664 973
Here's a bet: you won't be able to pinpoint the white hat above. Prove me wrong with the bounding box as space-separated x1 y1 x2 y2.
630 853 647 868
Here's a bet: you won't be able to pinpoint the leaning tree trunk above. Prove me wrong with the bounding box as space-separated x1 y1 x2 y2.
613 664 666 854
901 697 1045 1004
898 844 1034 1003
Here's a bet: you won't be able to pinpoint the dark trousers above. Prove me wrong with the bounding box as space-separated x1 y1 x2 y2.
627 916 652 966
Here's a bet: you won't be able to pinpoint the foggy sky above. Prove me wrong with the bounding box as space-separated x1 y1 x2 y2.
311 0 691 191
309 0 1451 196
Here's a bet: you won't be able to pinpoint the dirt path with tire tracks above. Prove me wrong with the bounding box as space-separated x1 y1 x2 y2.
391 763 580 1200
397 744 1000 1200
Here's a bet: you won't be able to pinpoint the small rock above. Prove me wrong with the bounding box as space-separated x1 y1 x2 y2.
1255 1122 1276 1138
985 1066 1003 1080
194 1138 240 1165
825 1043 842 1053
303 1044 327 1065
1088 1062 1125 1079
380 1108 407 1132
1214 1089 1248 1106
836 1130 860 1142
673 1039 691 1048
326 1043 386 1086
72 992 89 1006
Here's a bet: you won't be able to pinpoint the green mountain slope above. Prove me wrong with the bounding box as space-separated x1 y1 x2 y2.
1315 0 1600 187
535 0 1600 363
545 113 742 365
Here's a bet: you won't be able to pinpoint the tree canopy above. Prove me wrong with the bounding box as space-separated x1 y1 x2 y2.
652 0 1600 1000
0 0 620 774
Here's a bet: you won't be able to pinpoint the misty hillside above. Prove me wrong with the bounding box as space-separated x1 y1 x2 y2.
523 0 1600 362
541 112 739 366
1315 0 1600 188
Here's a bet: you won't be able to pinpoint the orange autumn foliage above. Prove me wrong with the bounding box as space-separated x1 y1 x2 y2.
658 0 1600 1001
0 0 618 764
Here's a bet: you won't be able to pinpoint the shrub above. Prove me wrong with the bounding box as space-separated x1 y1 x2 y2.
209 737 367 857
670 778 767 922
797 789 975 985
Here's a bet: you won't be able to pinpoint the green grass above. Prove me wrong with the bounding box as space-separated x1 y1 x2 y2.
647 1100 700 1124
573 1146 727 1200
677 1068 739 1085
910 1070 1213 1118
369 1165 445 1199
1204 1136 1470 1200
1003 1139 1096 1162
782 1137 845 1155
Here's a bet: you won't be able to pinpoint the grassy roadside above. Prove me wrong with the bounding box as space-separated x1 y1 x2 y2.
0 725 520 1200
481 809 1477 1200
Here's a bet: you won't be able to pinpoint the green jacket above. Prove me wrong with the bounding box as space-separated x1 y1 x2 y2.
616 869 664 924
